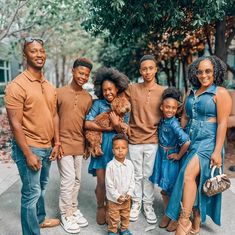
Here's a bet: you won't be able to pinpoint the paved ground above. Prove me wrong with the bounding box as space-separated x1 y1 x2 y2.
0 160 235 235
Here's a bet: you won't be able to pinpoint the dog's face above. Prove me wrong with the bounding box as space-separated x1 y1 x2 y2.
111 96 131 116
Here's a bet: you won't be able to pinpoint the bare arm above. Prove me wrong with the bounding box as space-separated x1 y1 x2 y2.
6 108 41 171
181 109 189 129
84 120 113 131
211 87 232 167
50 112 62 160
168 141 190 160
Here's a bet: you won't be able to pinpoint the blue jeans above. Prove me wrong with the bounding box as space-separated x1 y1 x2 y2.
12 141 52 235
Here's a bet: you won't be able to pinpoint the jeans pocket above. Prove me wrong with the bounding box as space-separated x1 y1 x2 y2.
11 140 21 162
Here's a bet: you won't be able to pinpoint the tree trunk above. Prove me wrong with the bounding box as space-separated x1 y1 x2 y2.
215 19 227 62
170 58 176 87
182 58 188 93
55 59 59 88
60 55 66 86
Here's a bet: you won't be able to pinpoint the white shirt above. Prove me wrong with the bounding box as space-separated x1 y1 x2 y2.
105 158 135 203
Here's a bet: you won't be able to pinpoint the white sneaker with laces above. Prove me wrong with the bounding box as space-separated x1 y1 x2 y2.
60 215 80 234
73 209 88 227
130 201 142 222
143 204 157 224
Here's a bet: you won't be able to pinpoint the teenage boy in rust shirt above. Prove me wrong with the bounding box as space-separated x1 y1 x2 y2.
125 55 165 224
4 37 60 235
56 58 93 234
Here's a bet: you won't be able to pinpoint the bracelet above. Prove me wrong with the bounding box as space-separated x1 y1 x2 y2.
54 142 61 146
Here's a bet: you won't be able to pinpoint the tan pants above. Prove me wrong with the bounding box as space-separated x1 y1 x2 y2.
57 155 83 216
108 199 131 233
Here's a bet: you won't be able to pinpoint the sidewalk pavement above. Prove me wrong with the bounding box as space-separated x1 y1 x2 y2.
0 160 235 235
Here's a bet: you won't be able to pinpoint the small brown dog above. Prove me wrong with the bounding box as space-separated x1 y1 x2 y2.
84 96 131 159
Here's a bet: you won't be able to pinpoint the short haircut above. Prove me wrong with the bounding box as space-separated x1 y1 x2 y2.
139 54 157 66
73 57 93 70
162 87 182 103
188 55 227 88
112 133 129 144
23 37 44 52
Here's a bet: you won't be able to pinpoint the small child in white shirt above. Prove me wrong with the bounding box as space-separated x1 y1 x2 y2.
105 133 135 235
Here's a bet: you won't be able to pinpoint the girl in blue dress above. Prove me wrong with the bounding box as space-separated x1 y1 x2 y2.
166 56 232 235
85 67 129 225
150 87 190 232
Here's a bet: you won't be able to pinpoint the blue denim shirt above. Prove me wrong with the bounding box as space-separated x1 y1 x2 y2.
158 117 189 148
86 99 129 123
185 84 217 121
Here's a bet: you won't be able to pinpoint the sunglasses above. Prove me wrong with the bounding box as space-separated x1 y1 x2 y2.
24 37 44 46
196 69 213 76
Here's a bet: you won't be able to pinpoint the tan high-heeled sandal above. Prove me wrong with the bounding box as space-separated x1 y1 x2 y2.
175 207 192 235
190 209 201 234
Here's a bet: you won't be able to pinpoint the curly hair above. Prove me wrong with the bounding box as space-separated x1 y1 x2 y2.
162 87 182 103
188 55 227 88
93 67 129 99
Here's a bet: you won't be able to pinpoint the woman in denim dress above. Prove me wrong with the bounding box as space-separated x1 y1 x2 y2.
166 56 232 235
150 87 190 232
85 67 129 225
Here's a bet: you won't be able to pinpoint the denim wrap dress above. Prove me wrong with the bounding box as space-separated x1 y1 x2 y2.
150 117 189 195
85 99 129 176
166 84 223 225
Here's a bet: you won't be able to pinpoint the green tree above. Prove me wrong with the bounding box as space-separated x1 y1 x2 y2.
82 0 235 88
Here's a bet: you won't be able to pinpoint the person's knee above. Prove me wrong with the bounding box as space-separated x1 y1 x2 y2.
22 185 41 206
184 170 197 183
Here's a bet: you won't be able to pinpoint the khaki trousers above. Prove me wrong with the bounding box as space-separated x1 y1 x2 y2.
57 155 83 216
108 199 131 233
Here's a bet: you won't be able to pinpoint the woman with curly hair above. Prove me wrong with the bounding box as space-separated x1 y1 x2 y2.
85 67 129 225
165 56 232 235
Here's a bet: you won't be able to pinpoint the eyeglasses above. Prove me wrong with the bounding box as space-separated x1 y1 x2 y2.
24 37 44 46
196 69 213 76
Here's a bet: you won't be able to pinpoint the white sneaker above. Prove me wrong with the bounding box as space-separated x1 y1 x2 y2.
73 209 88 227
60 215 80 234
143 204 157 224
130 201 141 222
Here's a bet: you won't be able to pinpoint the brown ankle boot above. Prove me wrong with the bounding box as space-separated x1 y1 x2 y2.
166 220 177 232
96 206 106 225
159 191 170 228
175 207 192 235
159 215 171 228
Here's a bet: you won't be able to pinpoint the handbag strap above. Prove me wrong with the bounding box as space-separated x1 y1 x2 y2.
211 166 222 178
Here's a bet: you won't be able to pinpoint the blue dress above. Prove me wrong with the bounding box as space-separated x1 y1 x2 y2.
150 117 189 195
166 84 223 225
85 99 129 176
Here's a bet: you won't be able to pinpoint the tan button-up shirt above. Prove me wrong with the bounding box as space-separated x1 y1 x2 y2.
125 83 165 144
57 85 92 155
4 70 56 148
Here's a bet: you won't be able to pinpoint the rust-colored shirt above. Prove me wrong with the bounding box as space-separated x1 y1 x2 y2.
57 85 92 156
125 83 165 144
4 70 56 148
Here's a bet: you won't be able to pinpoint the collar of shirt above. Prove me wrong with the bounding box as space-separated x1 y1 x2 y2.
113 158 127 167
162 116 175 124
23 70 46 83
191 83 216 96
